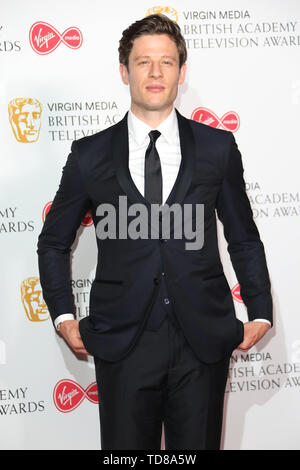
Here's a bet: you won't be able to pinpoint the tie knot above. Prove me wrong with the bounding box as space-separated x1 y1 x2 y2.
148 130 161 144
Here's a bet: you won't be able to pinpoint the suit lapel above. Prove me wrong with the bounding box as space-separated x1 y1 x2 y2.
167 108 194 207
112 108 195 234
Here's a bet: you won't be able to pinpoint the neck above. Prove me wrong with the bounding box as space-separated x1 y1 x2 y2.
130 104 174 128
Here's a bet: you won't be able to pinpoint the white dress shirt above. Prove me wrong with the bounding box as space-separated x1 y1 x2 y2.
127 106 181 205
54 107 270 329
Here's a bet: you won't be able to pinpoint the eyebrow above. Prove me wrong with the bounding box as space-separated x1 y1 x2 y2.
134 55 177 62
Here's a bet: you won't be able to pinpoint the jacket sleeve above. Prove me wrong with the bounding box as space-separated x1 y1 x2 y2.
37 140 91 324
216 133 273 325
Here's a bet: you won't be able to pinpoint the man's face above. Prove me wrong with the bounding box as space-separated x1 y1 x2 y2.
120 34 186 114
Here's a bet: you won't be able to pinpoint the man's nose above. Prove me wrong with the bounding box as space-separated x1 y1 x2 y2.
149 61 163 78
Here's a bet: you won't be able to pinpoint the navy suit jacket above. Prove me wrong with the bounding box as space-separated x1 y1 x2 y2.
37 109 273 363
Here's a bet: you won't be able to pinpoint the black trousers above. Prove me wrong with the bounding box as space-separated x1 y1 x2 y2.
94 316 230 450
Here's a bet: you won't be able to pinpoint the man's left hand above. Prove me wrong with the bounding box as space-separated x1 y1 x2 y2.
237 321 271 352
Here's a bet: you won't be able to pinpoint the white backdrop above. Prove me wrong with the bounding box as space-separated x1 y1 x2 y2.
1 0 299 450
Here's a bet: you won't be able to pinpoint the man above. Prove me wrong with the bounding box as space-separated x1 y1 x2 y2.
37 14 273 450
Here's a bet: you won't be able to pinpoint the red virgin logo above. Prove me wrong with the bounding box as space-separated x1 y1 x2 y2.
191 107 240 132
231 283 243 303
29 22 83 55
42 202 93 226
53 379 98 413
42 201 52 222
81 209 93 227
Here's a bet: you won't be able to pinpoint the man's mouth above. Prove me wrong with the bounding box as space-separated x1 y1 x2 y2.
146 85 165 93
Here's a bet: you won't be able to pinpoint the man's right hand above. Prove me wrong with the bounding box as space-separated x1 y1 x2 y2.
59 320 90 355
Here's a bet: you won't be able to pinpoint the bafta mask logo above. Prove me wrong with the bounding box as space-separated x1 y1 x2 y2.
146 6 178 22
21 277 49 322
8 98 42 143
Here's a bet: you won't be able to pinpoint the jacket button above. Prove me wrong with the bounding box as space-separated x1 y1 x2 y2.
154 277 160 285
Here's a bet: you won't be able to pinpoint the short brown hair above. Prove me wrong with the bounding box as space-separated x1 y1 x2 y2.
118 14 187 69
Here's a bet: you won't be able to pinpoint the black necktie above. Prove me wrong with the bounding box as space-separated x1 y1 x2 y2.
144 130 162 205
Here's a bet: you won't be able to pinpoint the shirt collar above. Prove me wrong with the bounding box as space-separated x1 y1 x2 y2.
128 107 178 146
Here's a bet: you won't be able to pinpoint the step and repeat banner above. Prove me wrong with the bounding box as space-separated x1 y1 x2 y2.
1 0 299 450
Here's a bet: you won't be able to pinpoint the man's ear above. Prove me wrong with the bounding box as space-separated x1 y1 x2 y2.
178 63 187 85
119 63 129 85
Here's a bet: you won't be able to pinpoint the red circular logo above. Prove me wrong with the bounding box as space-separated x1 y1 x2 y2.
81 209 93 227
29 22 83 55
42 201 52 223
191 107 240 132
231 283 243 303
53 379 98 413
42 202 93 227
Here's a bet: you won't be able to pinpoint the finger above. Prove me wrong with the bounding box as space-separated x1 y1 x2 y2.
237 341 253 351
76 349 90 355
65 336 85 352
73 346 90 355
237 345 252 352
72 339 87 350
